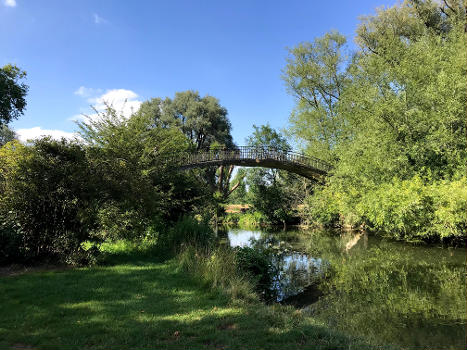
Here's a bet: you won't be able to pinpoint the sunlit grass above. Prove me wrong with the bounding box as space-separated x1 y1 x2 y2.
0 254 367 349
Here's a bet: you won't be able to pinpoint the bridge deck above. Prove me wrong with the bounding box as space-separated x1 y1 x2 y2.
167 146 331 181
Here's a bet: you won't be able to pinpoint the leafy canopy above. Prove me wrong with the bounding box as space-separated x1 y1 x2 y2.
0 64 28 125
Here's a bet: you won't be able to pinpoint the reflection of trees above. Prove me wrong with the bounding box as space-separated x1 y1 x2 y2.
216 227 231 247
273 253 321 301
226 228 466 348
248 230 326 301
312 245 467 349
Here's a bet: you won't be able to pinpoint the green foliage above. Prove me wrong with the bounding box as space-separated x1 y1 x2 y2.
305 175 467 242
228 168 247 204
137 91 236 221
302 186 340 227
137 90 233 150
78 107 211 226
158 216 215 253
248 180 294 225
0 139 100 264
0 124 16 146
429 176 467 240
0 221 24 265
0 64 28 125
244 124 309 225
246 124 290 151
93 202 161 241
285 0 467 241
0 88 235 263
358 176 435 239
237 211 267 228
283 31 349 162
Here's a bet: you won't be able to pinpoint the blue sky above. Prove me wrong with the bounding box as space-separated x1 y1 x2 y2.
1 0 394 144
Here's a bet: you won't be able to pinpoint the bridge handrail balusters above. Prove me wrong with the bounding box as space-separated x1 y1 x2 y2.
164 146 332 173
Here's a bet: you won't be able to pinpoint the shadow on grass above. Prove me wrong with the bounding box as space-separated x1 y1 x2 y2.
0 258 371 350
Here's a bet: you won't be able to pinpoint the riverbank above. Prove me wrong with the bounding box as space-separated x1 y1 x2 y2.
222 208 467 247
0 247 367 350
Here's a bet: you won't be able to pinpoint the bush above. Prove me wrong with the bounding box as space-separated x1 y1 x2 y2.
302 186 341 227
0 220 24 265
0 139 100 264
301 174 466 242
359 176 435 240
223 212 240 225
430 176 467 241
93 202 161 241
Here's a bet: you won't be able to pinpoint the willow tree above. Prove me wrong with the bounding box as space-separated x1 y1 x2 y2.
283 31 350 162
283 0 467 239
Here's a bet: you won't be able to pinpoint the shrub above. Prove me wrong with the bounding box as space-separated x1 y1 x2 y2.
302 174 466 242
0 219 24 265
302 186 341 227
430 176 467 241
0 139 100 264
93 202 161 241
223 212 240 225
359 176 435 240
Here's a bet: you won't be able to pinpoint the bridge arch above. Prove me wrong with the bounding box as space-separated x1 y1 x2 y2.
167 146 331 181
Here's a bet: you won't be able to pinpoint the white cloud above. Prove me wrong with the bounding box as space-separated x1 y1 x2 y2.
74 88 142 122
4 0 16 7
74 86 102 98
16 127 79 143
93 13 108 24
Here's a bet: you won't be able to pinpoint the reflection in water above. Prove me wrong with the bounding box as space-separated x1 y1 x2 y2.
228 230 261 247
227 228 326 302
226 227 467 350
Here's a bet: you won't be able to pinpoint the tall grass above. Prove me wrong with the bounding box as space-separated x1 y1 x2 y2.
177 245 257 301
158 215 215 253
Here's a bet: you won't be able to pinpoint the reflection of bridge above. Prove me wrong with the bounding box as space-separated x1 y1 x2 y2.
168 146 332 180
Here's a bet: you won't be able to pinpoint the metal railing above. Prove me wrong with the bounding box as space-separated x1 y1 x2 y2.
166 146 332 174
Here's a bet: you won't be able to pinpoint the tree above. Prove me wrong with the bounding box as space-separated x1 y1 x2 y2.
138 90 236 222
284 0 467 240
77 106 211 232
0 124 16 146
0 64 28 125
283 32 350 162
228 168 248 204
137 90 233 150
244 125 307 225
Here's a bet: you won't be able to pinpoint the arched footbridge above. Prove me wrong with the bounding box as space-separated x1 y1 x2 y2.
167 146 332 181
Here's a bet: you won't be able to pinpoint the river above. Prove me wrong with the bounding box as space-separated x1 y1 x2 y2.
219 227 466 349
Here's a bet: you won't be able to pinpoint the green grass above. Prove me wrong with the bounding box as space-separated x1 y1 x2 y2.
0 252 367 349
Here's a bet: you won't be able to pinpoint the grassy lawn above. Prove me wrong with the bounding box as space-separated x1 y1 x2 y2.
0 254 363 349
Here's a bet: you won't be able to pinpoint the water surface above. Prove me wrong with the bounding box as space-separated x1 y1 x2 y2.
222 227 466 349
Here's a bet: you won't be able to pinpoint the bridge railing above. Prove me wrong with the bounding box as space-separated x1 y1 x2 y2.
166 146 332 174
